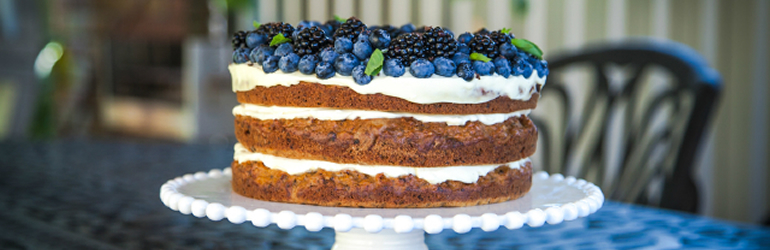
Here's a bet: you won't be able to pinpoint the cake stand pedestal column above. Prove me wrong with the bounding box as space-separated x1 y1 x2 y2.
333 228 427 250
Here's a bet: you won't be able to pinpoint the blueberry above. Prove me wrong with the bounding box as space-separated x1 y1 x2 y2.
433 57 456 77
473 61 495 76
353 40 373 60
254 46 275 65
232 48 250 63
320 24 334 36
400 23 416 34
246 32 268 48
248 48 261 63
291 29 301 40
297 20 312 29
357 29 372 43
499 42 518 58
352 65 372 85
512 58 533 78
319 47 339 63
274 43 294 57
334 53 360 76
369 29 391 49
452 53 471 65
262 56 280 73
298 54 318 74
279 53 300 73
456 62 475 81
409 58 435 78
457 43 471 54
383 59 405 77
536 60 549 77
493 57 511 78
315 61 336 79
334 37 354 54
458 32 474 45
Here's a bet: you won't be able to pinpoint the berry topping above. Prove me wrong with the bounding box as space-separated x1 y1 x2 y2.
352 65 372 85
232 31 248 49
298 54 318 74
292 26 332 57
368 29 391 49
279 53 300 73
399 23 416 34
274 43 294 57
386 33 426 65
488 30 513 46
473 60 495 76
512 57 533 78
322 19 341 35
255 22 295 46
232 47 250 63
246 32 268 48
423 27 458 59
457 32 474 45
383 58 405 77
409 58 435 78
468 34 499 59
433 57 456 77
452 52 471 65
456 62 475 81
333 17 366 41
319 47 339 63
315 61 336 79
499 42 518 58
253 45 275 65
353 40 373 60
334 37 354 53
334 53 360 76
493 57 511 78
262 56 280 73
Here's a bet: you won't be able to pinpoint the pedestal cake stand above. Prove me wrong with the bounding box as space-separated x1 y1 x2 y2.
160 168 604 250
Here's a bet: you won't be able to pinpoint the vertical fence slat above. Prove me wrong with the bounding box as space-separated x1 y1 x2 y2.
564 0 586 49
282 0 303 23
419 0 442 27
360 0 383 24
525 0 547 51
388 0 412 26
333 0 355 19
257 0 278 23
450 0 474 34
308 0 329 21
486 0 511 31
606 0 626 40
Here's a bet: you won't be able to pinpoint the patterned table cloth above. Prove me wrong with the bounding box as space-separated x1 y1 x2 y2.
1 140 768 249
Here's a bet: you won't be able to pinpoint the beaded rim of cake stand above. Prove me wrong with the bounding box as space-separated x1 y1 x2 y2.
160 168 604 234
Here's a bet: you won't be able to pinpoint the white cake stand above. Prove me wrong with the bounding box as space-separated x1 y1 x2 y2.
160 168 604 250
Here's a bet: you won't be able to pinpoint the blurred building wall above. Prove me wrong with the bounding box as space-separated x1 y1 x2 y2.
236 0 766 223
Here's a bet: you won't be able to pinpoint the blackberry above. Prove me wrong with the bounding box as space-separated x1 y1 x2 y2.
385 33 426 65
423 27 458 59
468 34 498 58
293 26 333 56
474 28 490 35
232 30 248 50
322 20 341 35
255 22 295 45
489 30 513 46
333 17 366 40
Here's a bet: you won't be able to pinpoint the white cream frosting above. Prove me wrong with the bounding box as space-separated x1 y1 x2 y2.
233 143 529 184
229 64 546 104
233 103 531 126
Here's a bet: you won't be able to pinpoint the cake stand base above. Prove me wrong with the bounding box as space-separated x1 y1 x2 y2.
160 168 603 248
333 228 427 250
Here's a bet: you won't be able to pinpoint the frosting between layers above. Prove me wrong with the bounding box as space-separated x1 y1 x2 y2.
233 104 532 125
230 64 546 104
233 143 528 184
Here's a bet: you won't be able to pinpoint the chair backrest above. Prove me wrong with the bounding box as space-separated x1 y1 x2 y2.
530 39 721 213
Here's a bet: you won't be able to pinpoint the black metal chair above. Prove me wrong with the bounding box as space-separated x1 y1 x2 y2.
530 39 721 213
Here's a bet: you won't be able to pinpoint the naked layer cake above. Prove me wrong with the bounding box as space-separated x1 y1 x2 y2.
229 18 548 208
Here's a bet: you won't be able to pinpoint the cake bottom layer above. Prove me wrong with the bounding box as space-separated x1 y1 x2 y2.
231 160 532 208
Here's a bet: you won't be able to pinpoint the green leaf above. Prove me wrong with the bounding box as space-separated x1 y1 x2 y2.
269 33 292 46
470 52 492 63
365 49 384 76
511 38 543 59
253 21 260 29
501 27 512 34
334 15 347 23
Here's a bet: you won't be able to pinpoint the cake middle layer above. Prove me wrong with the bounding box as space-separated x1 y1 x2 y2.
234 114 538 167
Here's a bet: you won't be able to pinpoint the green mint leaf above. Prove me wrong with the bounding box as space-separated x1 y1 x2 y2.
269 33 292 46
501 27 511 34
365 49 384 76
253 21 261 29
470 52 492 63
511 38 543 59
334 15 346 23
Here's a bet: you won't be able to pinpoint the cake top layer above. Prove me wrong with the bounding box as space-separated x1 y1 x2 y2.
231 17 548 84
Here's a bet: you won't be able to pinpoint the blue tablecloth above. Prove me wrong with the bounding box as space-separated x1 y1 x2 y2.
1 140 768 249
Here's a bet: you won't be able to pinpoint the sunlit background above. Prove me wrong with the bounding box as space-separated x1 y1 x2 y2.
0 0 768 225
